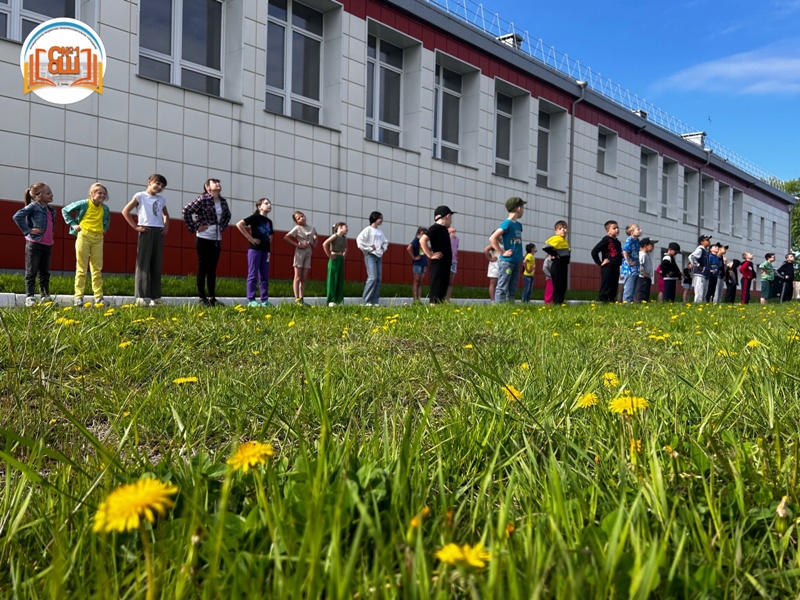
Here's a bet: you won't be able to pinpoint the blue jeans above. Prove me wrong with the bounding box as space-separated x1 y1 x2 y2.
622 272 639 303
521 275 534 302
495 261 520 303
362 253 382 304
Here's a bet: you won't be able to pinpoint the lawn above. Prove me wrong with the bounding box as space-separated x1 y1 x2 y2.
1 300 799 598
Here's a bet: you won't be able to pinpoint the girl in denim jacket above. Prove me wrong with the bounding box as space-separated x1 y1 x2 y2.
13 183 57 306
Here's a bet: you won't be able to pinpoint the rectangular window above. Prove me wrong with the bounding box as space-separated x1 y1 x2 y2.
732 190 743 237
683 167 699 226
139 0 223 96
597 131 607 174
661 159 677 219
433 64 462 163
596 127 617 175
494 92 513 176
536 110 551 187
639 148 657 214
0 0 76 41
717 183 731 234
772 220 777 244
366 35 403 147
747 212 753 239
700 177 715 230
266 0 323 124
760 216 765 243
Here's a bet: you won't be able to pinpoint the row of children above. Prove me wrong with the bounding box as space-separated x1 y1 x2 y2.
12 176 387 308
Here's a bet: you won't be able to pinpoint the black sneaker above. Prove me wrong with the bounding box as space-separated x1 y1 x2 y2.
209 298 225 307
199 297 211 306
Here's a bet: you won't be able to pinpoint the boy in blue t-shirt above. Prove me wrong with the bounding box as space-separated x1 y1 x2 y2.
489 196 526 303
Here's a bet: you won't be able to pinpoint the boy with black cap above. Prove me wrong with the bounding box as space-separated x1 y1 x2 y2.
636 237 658 302
705 243 722 302
689 235 712 303
489 197 526 303
776 253 795 302
660 242 682 302
420 205 455 304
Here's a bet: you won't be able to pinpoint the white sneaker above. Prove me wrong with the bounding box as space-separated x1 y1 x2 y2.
135 297 149 307
149 299 162 307
328 302 336 307
25 296 36 307
73 297 84 306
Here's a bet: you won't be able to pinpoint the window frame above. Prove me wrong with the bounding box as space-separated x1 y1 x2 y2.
0 0 78 42
638 147 657 214
494 91 513 177
265 0 325 124
138 0 224 97
433 63 463 164
536 108 551 187
365 34 403 147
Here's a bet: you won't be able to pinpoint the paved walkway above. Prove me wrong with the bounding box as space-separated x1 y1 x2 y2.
0 293 504 308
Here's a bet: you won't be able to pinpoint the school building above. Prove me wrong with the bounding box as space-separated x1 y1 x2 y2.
0 0 794 290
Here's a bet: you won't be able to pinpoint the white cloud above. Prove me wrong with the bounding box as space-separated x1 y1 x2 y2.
659 41 800 95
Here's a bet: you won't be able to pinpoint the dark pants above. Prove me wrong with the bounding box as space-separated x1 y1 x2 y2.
777 279 793 302
598 265 619 302
636 277 652 302
662 279 677 302
25 241 52 297
741 279 752 304
550 260 568 304
196 238 222 299
429 260 451 304
135 227 164 300
705 277 717 302
723 282 737 303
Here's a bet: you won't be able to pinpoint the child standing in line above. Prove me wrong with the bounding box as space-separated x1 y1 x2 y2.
407 227 427 302
284 211 318 304
776 253 795 303
689 235 712 303
521 243 537 302
621 224 641 303
13 183 57 307
446 227 459 301
484 242 502 301
659 242 682 303
122 174 170 307
590 220 622 303
759 253 776 304
356 211 388 306
323 222 348 306
236 198 273 307
681 266 693 302
723 258 741 303
636 237 657 302
420 206 456 304
739 252 756 304
62 183 111 307
543 255 554 304
489 196 526 303
543 220 571 305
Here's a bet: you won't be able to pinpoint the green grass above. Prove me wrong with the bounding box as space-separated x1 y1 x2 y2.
0 272 601 301
1 301 800 598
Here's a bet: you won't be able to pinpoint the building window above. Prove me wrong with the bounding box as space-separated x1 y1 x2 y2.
433 64 462 164
760 216 765 243
266 0 323 124
365 35 402 147
139 0 223 96
536 110 551 187
494 92 513 176
732 190 743 237
661 158 678 219
639 148 657 213
746 212 753 239
717 183 731 234
700 176 715 230
535 101 567 189
0 0 76 41
772 220 777 243
596 127 617 176
683 167 698 225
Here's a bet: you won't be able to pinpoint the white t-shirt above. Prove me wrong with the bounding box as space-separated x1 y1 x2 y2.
197 202 224 241
133 192 167 228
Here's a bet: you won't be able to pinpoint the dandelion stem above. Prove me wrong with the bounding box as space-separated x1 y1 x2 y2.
139 522 155 600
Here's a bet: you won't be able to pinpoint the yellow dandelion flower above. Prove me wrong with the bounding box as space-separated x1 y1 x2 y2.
664 445 678 459
602 372 620 388
629 439 642 455
122 411 131 417
119 341 132 348
576 392 598 409
264 314 272 319
552 332 560 337
521 362 530 370
717 349 737 357
410 515 420 530
746 339 763 348
92 478 178 533
461 543 492 568
287 320 295 327
505 523 515 538
173 376 198 385
436 543 464 565
63 306 73 311
609 391 649 414
227 441 275 473
55 317 79 325
463 344 473 349
503 384 523 402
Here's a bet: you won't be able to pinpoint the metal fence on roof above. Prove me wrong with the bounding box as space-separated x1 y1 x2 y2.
425 0 786 191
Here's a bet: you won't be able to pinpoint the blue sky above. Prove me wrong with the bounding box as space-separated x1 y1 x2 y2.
480 0 800 182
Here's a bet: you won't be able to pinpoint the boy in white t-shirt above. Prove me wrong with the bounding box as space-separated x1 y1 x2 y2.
122 174 170 306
